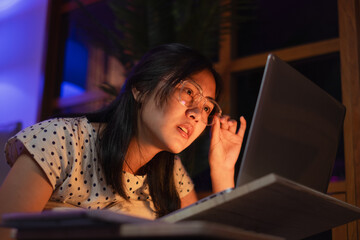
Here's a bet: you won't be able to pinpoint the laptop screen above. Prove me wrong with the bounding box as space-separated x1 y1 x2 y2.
236 54 345 193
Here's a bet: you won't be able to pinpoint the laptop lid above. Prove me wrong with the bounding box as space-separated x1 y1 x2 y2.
236 54 346 193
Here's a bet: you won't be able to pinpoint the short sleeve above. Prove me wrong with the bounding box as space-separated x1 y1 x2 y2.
173 156 194 198
4 118 85 190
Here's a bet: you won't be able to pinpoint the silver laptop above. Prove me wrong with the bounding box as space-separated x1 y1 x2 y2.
236 53 345 193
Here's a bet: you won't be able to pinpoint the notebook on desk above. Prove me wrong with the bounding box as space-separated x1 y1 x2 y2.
2 54 352 240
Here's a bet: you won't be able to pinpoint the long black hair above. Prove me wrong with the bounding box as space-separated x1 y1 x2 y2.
86 43 222 217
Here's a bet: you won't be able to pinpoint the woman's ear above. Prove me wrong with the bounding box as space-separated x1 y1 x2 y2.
132 87 140 101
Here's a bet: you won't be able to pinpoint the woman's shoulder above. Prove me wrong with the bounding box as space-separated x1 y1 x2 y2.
4 117 96 167
11 117 91 137
4 117 98 189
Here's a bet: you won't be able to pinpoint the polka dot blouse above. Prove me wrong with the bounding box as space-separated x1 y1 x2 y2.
4 117 194 219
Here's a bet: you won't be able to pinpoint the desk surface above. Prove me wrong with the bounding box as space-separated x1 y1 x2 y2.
5 174 360 240
15 221 283 240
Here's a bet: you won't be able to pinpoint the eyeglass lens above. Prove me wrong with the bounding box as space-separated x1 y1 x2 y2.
179 81 221 125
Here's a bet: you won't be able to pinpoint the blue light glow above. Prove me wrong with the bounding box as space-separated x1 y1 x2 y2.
0 81 26 123
0 0 48 128
61 81 86 98
61 38 88 97
0 0 20 12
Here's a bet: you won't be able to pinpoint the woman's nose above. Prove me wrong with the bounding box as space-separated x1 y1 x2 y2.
185 106 202 122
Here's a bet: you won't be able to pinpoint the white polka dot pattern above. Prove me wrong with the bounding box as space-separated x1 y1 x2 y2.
4 117 194 219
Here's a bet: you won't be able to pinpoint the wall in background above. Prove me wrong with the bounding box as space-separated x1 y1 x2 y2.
0 0 48 128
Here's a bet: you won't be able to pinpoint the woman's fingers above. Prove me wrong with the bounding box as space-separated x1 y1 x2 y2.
220 115 230 130
216 115 247 143
220 115 240 134
237 116 247 137
210 114 221 141
228 119 238 133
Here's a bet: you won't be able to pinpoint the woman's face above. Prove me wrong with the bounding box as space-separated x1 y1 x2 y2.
136 69 217 154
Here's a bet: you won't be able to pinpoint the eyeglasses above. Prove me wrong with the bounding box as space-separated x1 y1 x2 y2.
178 79 222 126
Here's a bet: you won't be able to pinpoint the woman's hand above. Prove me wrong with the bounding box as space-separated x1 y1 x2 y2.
209 115 246 193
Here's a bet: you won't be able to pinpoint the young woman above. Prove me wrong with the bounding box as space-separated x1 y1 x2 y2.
0 43 246 238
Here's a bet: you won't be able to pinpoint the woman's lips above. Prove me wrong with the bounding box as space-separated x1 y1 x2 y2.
177 124 192 139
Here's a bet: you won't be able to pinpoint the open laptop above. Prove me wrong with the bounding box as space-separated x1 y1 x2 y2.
235 53 345 193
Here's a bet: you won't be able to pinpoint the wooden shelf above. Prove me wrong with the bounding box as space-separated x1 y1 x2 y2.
214 38 340 73
328 180 346 195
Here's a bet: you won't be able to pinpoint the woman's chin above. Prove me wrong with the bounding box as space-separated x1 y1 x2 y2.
166 143 187 154
167 147 183 154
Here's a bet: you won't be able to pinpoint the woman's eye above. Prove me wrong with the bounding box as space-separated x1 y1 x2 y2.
185 88 193 96
203 105 212 114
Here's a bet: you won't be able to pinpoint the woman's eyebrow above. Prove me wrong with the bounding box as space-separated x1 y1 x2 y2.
206 96 216 101
193 81 215 99
187 77 203 90
187 77 216 99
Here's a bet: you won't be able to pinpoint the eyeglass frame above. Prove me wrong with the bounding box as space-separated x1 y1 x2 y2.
177 79 222 126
